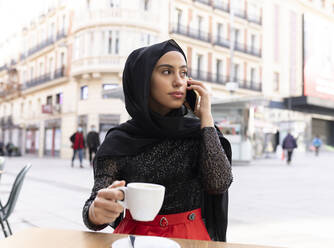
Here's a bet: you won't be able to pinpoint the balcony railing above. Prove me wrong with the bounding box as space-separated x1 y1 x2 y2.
172 24 211 43
27 37 54 56
248 14 262 25
234 41 262 57
214 36 230 48
23 67 66 90
193 0 210 5
56 29 66 40
187 69 262 92
234 8 246 19
0 64 8 71
193 0 262 25
213 1 229 12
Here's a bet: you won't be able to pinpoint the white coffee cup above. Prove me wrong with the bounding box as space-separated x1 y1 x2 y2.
118 182 165 221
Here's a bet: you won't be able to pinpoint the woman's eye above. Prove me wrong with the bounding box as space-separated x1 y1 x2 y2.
181 71 188 77
162 70 171 75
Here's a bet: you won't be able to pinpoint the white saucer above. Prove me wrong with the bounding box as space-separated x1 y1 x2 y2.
111 236 181 248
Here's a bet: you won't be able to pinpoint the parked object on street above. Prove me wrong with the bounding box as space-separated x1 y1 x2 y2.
0 142 4 156
282 133 297 165
86 125 100 166
312 135 322 156
70 127 85 168
0 164 32 237
5 143 14 157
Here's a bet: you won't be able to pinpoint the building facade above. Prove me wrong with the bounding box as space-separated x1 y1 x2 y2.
1 0 334 160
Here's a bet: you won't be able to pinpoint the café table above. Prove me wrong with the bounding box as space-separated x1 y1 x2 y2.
0 228 284 248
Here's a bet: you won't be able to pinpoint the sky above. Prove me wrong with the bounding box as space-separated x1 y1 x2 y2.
0 0 47 43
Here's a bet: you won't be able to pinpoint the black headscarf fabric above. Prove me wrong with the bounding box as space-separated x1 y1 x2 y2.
95 39 232 241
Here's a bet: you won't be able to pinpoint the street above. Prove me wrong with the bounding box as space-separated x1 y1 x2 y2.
0 151 333 248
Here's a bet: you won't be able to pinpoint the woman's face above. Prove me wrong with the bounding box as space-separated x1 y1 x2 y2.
149 51 188 116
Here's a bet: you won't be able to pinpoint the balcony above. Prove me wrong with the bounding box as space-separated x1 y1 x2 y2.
248 14 262 25
171 24 211 43
72 9 160 33
71 56 126 76
187 69 262 92
213 1 229 12
27 37 54 56
56 29 66 40
234 8 246 19
234 42 261 57
23 67 66 90
193 0 210 5
0 64 8 72
236 78 262 92
214 36 230 48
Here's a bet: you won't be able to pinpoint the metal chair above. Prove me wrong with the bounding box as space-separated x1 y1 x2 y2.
0 164 32 237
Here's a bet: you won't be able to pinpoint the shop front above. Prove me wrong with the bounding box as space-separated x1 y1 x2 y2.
44 119 61 157
25 124 40 155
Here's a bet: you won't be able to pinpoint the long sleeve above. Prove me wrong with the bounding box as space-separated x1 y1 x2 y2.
82 158 120 231
199 127 233 194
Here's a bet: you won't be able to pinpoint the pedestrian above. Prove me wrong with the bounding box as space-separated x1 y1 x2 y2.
312 135 322 156
0 140 4 156
282 132 297 165
70 127 85 168
274 130 280 152
82 39 233 241
86 125 100 166
6 142 13 157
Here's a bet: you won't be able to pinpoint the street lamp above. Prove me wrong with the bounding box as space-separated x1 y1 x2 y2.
226 0 238 93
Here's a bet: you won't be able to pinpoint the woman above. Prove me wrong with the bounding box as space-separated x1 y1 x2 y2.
82 39 233 241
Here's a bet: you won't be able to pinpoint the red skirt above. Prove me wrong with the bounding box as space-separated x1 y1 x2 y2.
113 208 211 241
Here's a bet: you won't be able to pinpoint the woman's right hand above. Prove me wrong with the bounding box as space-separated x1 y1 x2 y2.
88 180 126 225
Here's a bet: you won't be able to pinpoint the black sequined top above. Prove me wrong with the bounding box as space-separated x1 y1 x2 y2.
83 127 233 231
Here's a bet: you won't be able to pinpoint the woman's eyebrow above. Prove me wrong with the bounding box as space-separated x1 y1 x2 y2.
156 64 187 69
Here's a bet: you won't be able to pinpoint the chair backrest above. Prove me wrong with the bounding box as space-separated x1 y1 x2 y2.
1 164 32 221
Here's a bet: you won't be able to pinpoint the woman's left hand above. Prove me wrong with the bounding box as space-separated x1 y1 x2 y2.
187 78 214 128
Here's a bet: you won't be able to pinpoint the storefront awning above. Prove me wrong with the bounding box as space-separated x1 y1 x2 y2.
284 96 334 116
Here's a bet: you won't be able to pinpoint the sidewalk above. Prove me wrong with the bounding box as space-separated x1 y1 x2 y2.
0 151 334 247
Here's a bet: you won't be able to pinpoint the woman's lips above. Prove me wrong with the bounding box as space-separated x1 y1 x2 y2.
169 92 184 99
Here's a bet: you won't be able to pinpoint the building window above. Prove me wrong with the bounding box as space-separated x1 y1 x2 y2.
197 54 203 79
56 93 63 104
176 8 182 31
143 0 149 11
251 34 256 51
46 95 53 105
273 72 279 92
250 68 256 85
102 84 119 98
233 64 239 81
80 86 88 100
234 29 240 44
110 0 120 8
60 52 65 67
115 31 119 54
197 15 203 35
217 23 223 40
108 31 113 54
216 59 223 82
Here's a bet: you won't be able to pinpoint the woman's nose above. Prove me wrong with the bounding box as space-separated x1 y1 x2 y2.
173 74 186 87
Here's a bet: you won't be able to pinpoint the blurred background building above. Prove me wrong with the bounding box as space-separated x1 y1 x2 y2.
0 0 333 161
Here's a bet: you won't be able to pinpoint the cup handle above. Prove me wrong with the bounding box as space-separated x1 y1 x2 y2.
117 186 127 209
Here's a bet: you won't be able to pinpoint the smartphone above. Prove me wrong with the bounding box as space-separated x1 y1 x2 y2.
185 89 199 112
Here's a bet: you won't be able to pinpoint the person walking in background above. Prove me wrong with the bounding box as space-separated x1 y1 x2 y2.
70 126 85 168
86 125 100 166
0 140 4 156
282 132 297 165
312 135 322 156
274 130 280 152
6 142 14 157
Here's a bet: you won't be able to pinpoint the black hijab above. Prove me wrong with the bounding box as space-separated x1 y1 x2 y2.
95 39 232 241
